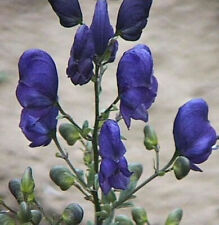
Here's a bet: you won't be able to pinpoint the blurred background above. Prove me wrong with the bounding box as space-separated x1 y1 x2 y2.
0 0 219 224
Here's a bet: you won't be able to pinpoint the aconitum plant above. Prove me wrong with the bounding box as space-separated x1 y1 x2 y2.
0 0 218 225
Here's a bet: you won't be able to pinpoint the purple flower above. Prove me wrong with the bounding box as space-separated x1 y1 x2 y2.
99 120 132 195
90 0 115 57
116 0 153 41
16 49 59 147
20 107 58 147
173 99 217 172
48 0 82 27
117 44 158 128
66 25 95 85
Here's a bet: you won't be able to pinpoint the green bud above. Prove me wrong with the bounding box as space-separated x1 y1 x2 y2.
62 203 84 225
31 210 42 225
165 208 183 225
115 215 134 225
8 178 24 203
102 190 117 204
129 163 143 182
131 207 148 224
143 125 158 150
50 166 75 191
0 213 16 225
21 167 35 194
17 201 32 223
173 156 190 180
59 123 81 146
83 150 92 166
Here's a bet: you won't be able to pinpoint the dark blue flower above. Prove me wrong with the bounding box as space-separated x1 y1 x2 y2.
20 107 58 147
66 25 95 85
99 157 132 195
99 120 132 195
116 0 153 41
48 0 82 27
173 98 217 172
90 0 115 56
16 49 59 147
117 44 158 128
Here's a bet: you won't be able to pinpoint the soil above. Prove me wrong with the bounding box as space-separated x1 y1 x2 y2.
0 0 219 224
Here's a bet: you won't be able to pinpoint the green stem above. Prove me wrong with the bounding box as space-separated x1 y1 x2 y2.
0 201 16 214
34 199 53 225
92 63 102 225
155 145 160 172
52 135 89 193
103 96 120 116
56 102 92 141
113 150 179 209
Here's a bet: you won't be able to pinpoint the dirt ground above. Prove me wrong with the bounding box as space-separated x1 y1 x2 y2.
0 0 219 224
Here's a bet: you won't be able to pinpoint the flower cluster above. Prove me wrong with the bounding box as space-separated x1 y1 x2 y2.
173 98 217 171
99 120 132 194
15 0 218 206
16 49 59 147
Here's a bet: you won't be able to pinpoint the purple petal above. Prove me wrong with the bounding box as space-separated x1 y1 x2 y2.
116 0 153 41
19 106 58 147
90 0 114 56
99 120 126 160
99 172 111 195
48 0 82 27
109 171 130 190
16 82 52 108
18 49 58 103
66 25 94 85
100 159 117 178
173 98 217 170
117 44 153 93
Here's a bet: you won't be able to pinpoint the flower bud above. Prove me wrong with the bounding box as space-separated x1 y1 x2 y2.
0 214 16 225
144 125 158 150
59 123 81 146
21 167 35 194
17 201 32 223
129 163 143 182
115 215 134 225
131 207 148 225
62 203 84 225
173 156 190 180
165 208 183 225
31 210 42 225
8 178 24 203
50 166 75 191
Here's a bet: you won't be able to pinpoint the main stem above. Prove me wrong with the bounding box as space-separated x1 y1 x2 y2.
92 63 102 225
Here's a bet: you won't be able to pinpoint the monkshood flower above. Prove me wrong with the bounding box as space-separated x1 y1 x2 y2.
99 120 132 195
66 25 95 85
173 98 217 172
117 44 158 128
90 0 117 59
116 0 153 41
16 49 59 147
48 0 82 27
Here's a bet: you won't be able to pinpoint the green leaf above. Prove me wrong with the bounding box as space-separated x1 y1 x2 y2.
102 191 117 204
115 215 134 225
116 201 134 209
17 201 32 223
0 213 16 225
